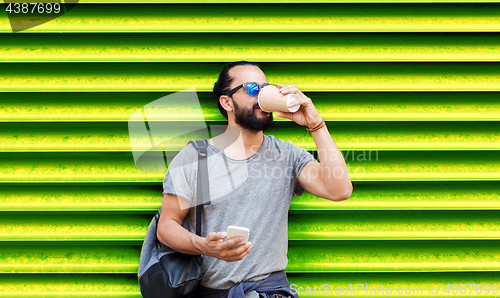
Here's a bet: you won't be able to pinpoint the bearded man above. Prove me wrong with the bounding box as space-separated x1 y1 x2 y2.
157 61 353 298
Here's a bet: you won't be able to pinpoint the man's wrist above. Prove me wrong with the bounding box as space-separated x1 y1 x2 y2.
311 123 327 133
193 236 208 255
307 118 324 130
306 119 326 134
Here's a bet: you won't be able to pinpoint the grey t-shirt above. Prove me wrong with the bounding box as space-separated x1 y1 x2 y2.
162 134 315 290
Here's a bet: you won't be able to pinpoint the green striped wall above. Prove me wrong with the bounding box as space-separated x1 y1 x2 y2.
1 1 500 297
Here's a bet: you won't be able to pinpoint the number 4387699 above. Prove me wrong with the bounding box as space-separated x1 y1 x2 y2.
6 3 61 14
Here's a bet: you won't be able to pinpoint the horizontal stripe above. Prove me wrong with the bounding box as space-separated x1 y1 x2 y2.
2 33 500 62
0 121 498 152
0 274 140 298
1 92 500 122
0 153 164 183
1 4 499 33
1 240 499 273
278 122 500 150
0 181 498 211
0 211 499 241
288 211 500 240
0 151 499 182
68 0 500 3
0 184 162 211
0 213 151 241
1 272 499 297
0 242 140 273
286 240 500 272
291 181 500 210
287 272 500 297
1 62 500 92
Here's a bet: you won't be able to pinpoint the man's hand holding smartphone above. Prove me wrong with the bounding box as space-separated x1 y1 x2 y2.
201 226 251 262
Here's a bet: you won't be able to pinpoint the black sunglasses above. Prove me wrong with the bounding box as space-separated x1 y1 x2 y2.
225 82 270 97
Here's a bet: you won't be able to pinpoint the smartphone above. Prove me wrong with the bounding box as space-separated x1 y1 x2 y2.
226 225 250 248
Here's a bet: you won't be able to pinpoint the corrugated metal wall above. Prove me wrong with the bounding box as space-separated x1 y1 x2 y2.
1 1 500 297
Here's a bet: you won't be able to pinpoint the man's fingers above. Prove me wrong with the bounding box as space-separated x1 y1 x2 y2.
232 241 252 255
206 231 226 242
288 96 310 108
276 111 293 119
244 242 252 255
223 236 244 249
206 233 252 261
237 241 252 254
226 242 252 261
233 242 252 259
279 85 306 98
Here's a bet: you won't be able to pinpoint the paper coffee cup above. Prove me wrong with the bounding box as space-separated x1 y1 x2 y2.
258 85 300 113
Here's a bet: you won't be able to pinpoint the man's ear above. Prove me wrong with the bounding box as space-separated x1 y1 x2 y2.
220 95 234 113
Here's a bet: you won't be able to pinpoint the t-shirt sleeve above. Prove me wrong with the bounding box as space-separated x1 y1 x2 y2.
292 145 315 197
162 144 198 206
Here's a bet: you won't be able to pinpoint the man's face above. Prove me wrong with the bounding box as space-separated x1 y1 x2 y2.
227 65 273 132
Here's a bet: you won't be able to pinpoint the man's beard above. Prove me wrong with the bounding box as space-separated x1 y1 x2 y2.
233 99 273 132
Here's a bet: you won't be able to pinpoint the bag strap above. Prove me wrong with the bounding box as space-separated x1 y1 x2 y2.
188 139 210 237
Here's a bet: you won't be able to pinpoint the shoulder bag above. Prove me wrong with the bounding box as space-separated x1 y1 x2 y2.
138 139 210 298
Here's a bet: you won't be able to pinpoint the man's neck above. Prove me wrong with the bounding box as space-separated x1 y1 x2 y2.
239 126 264 148
209 124 265 160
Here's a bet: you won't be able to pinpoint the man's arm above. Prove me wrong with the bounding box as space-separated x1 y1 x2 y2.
276 84 353 201
156 193 252 261
298 125 353 201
